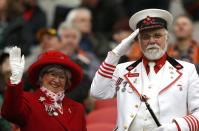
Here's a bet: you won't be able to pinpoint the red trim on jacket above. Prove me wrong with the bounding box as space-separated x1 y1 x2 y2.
98 71 112 79
183 114 199 131
124 73 141 98
173 120 181 131
99 67 113 75
159 70 182 94
101 63 115 72
104 61 116 68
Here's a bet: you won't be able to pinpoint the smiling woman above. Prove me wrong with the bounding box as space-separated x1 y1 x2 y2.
38 65 71 93
1 47 87 131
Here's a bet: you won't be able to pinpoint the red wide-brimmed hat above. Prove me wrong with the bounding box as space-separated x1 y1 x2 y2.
28 51 83 92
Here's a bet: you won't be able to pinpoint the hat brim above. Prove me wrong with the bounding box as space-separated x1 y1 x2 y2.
129 9 173 31
28 52 83 92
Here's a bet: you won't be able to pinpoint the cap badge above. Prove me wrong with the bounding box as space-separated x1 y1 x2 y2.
143 16 155 25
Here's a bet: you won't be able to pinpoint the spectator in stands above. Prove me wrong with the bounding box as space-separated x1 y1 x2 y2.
25 28 61 71
168 15 199 64
58 22 81 57
0 48 12 131
66 7 111 60
0 0 34 56
80 0 127 36
37 28 61 52
21 0 47 44
58 21 99 78
0 49 10 91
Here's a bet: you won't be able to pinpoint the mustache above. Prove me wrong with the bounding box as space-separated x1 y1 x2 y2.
146 44 160 50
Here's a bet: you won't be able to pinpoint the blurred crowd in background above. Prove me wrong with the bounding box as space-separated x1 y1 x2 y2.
0 0 199 130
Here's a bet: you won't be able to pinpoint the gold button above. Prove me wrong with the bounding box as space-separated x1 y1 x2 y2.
130 114 134 118
124 125 128 130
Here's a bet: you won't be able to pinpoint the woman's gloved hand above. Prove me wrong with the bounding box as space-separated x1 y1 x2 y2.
9 46 25 84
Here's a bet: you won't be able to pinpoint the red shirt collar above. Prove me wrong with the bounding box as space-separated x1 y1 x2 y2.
143 54 167 74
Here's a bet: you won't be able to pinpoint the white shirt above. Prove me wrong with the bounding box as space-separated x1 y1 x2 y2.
129 63 165 131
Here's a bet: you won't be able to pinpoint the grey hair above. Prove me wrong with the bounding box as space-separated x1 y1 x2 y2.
65 7 91 25
57 21 81 41
164 29 169 40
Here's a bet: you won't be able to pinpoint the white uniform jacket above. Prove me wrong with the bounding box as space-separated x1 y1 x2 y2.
90 52 199 131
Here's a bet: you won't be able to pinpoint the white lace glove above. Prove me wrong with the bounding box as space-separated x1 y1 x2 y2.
154 123 178 131
112 28 139 56
9 46 25 84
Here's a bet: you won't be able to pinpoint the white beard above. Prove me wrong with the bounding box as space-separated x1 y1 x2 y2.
142 44 167 60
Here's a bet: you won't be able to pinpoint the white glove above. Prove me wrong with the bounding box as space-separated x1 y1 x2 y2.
112 29 139 56
154 123 178 131
9 46 25 84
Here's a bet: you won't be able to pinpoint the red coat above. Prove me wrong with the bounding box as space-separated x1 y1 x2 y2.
1 81 87 131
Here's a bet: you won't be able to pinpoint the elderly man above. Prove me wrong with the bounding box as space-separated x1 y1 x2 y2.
65 8 111 60
57 22 98 112
58 21 100 79
91 9 199 131
1 47 86 131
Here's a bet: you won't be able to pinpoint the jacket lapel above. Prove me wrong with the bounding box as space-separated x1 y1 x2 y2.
123 57 183 96
124 62 143 98
158 61 182 94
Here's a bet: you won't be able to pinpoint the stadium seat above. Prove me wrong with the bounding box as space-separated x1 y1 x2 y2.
94 98 117 110
87 123 115 131
86 107 117 124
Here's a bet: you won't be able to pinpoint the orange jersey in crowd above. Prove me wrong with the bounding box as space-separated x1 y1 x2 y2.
168 40 199 64
128 41 142 61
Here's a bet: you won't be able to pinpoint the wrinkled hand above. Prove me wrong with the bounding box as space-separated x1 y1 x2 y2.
112 28 139 56
9 46 25 84
155 123 177 131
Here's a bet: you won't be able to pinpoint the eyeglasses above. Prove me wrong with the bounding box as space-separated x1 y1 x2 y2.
140 33 166 41
48 72 66 82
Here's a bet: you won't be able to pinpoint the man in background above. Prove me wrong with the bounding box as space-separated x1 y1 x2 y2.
58 22 95 112
25 28 61 71
168 15 199 64
65 8 111 61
